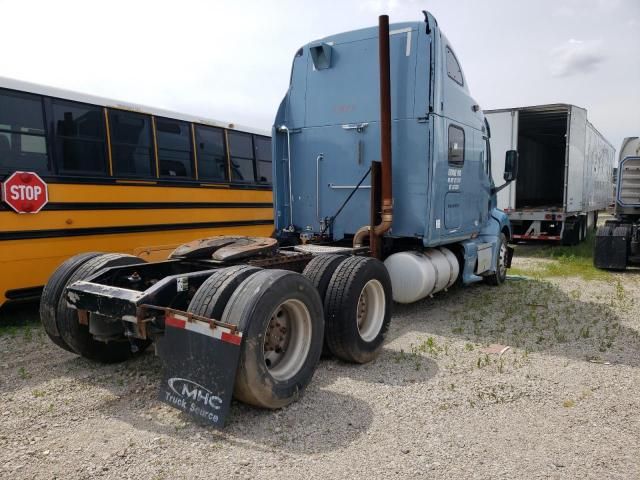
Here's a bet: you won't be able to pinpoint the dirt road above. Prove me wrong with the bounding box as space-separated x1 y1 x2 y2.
1 249 639 479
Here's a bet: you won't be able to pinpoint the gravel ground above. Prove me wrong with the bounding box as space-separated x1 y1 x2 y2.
1 252 639 480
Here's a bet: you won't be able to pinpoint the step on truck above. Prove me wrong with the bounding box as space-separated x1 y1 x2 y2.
40 13 517 427
485 105 614 244
594 137 640 269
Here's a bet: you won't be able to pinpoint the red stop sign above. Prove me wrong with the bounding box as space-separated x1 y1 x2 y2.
1 171 49 213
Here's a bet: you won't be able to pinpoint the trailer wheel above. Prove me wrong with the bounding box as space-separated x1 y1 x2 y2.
188 265 261 321
302 254 348 355
39 252 102 352
57 253 149 363
323 256 392 364
484 233 508 286
222 269 324 409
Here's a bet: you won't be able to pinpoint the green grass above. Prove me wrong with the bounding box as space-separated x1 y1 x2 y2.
510 231 611 281
447 275 633 355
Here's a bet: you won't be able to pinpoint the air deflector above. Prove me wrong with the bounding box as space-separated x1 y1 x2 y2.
309 42 333 70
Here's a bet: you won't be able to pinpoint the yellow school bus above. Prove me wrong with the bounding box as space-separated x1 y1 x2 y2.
0 77 273 306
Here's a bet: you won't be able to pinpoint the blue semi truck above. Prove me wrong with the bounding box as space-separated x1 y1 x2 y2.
40 13 517 426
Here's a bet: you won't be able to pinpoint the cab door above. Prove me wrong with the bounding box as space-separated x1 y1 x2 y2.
438 39 487 240
443 123 465 231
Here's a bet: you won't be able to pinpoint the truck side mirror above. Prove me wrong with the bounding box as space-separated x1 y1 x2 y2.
503 150 518 182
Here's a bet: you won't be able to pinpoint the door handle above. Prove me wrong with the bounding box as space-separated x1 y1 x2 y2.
342 123 369 132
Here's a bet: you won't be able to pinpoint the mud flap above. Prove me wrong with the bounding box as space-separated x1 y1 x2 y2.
156 312 243 428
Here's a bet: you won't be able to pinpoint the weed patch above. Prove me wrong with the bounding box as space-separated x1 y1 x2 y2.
511 233 610 281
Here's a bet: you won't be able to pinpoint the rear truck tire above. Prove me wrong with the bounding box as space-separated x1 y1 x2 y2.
222 269 324 409
40 252 102 353
484 233 508 286
57 253 149 363
323 256 392 364
301 254 348 355
561 220 580 246
612 225 631 270
187 265 261 321
594 225 613 269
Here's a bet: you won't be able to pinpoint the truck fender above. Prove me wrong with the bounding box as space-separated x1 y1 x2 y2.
489 208 512 241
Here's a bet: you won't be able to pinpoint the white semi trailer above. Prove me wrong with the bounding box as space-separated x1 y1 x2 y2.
485 104 614 244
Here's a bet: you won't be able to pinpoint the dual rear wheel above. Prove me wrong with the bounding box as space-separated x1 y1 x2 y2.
40 252 150 363
316 256 392 364
187 255 392 409
188 267 324 409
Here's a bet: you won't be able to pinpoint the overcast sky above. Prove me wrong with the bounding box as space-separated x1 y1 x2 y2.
1 0 638 151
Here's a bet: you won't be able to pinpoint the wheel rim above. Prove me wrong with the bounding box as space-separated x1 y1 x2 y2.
263 299 312 381
356 279 386 342
498 242 507 277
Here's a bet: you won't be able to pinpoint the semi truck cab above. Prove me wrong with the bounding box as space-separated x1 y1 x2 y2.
273 12 514 298
38 13 518 427
594 137 640 269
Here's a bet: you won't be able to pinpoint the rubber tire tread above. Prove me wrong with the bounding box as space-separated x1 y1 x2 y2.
39 252 102 352
324 256 392 364
484 233 507 287
613 225 631 270
594 225 613 269
302 255 347 300
222 269 324 409
57 253 147 363
484 233 508 286
302 254 348 356
188 265 261 321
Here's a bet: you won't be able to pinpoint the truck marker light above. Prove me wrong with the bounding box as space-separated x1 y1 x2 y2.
221 332 242 345
165 315 186 329
165 313 242 345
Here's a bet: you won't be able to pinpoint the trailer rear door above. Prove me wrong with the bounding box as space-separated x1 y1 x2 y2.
487 109 518 210
566 106 587 213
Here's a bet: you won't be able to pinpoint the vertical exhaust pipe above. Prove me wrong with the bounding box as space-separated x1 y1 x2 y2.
353 14 393 253
373 14 393 238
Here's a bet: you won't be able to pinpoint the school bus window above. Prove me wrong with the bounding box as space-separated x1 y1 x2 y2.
195 125 227 181
228 131 255 182
53 100 107 175
0 89 50 174
254 135 272 183
109 110 154 177
155 118 193 178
